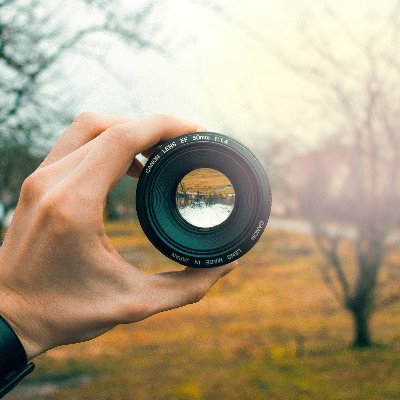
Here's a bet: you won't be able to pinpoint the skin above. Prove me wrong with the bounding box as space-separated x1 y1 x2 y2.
0 113 236 360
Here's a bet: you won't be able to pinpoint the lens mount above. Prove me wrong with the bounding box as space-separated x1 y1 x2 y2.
136 132 272 267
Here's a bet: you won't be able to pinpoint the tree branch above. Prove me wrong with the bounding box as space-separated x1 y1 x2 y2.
312 222 351 300
374 293 400 310
319 263 346 305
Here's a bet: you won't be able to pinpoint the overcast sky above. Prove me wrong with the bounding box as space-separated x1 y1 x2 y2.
58 0 396 149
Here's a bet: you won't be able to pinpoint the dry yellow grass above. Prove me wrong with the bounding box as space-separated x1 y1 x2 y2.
22 221 400 400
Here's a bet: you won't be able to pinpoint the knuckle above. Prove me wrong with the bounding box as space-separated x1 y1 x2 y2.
104 126 129 148
188 285 208 304
38 191 77 232
117 275 157 323
149 113 174 128
20 173 45 203
73 111 98 126
119 302 154 324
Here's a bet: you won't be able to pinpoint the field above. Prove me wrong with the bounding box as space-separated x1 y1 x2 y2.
10 221 400 400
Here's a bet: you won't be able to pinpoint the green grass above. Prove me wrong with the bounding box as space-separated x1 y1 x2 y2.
22 223 400 399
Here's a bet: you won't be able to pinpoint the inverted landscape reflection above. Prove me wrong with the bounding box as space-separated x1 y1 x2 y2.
176 168 235 228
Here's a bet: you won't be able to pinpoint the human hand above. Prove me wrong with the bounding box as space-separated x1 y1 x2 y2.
0 113 236 359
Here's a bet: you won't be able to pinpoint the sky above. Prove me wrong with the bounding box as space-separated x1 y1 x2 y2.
57 0 397 149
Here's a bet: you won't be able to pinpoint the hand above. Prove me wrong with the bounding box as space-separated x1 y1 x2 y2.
0 113 236 359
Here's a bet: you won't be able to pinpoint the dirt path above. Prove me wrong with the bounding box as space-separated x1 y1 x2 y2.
5 375 94 400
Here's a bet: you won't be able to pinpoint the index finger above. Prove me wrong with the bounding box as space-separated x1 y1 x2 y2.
38 113 133 169
77 114 203 195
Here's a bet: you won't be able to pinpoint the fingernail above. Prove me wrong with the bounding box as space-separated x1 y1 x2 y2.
134 157 144 169
136 154 147 164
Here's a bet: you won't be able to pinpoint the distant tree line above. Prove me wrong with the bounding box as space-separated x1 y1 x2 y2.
0 0 161 231
254 3 400 347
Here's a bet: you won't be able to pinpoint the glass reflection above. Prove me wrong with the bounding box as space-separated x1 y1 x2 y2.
176 168 235 228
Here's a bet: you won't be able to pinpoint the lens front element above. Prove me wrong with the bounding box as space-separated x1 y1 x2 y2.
175 168 235 228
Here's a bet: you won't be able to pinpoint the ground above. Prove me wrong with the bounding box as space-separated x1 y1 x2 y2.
9 221 400 400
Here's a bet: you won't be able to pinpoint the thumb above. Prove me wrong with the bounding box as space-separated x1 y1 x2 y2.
147 261 238 314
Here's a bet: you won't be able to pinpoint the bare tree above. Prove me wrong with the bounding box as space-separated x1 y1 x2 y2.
148 1 400 347
0 0 160 137
0 0 161 229
279 4 400 347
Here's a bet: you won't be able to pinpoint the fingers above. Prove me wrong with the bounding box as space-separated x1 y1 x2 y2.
38 113 202 191
146 262 237 314
39 113 133 169
77 114 202 195
114 261 236 326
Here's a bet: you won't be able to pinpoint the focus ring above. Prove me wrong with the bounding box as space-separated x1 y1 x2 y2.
136 132 271 267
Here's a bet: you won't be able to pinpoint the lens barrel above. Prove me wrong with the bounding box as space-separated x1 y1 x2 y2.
136 132 272 267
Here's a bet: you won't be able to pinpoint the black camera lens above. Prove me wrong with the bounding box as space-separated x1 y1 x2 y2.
136 132 271 268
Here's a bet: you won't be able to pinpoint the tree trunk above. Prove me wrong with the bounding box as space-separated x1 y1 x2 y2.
350 309 372 348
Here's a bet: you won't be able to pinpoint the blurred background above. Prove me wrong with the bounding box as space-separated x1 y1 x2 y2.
1 0 399 399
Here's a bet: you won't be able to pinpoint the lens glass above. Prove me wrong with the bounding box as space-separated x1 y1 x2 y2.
176 168 235 228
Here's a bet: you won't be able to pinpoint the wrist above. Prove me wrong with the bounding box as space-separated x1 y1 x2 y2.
0 289 46 360
1 316 41 360
0 315 36 398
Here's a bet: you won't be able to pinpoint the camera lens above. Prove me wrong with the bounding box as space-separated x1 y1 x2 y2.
175 168 236 228
136 132 271 268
